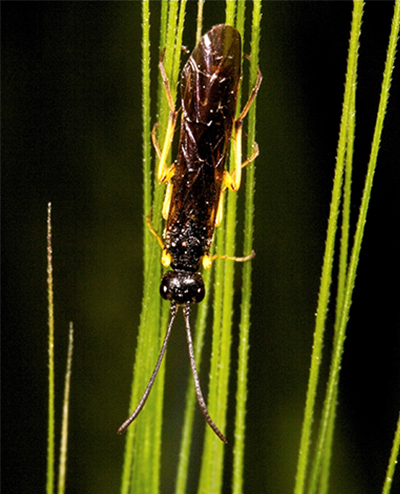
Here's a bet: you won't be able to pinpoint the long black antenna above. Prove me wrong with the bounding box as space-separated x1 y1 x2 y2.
118 303 177 434
183 302 227 443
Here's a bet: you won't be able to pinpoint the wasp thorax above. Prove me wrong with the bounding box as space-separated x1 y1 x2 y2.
160 271 205 304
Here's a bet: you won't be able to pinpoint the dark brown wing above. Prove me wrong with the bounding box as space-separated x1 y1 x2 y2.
182 24 241 127
165 25 241 271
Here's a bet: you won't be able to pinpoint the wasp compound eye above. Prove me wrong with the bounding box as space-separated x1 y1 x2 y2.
160 271 205 304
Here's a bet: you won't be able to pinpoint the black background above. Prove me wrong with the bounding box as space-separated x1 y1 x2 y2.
2 2 399 493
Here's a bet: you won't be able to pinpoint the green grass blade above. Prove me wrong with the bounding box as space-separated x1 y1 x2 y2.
46 202 55 494
46 205 74 494
198 3 241 490
198 226 226 494
57 323 74 494
148 4 187 489
198 2 260 493
174 267 212 494
195 0 205 45
120 1 161 491
172 0 187 87
317 54 357 494
307 1 399 492
326 0 399 487
120 2 187 493
225 0 236 26
198 3 235 487
294 2 365 493
119 3 152 491
307 6 361 493
210 4 248 491
233 2 262 493
382 411 400 494
142 0 152 271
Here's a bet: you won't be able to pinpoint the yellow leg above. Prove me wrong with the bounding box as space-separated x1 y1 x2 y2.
146 212 164 250
217 139 261 226
151 122 162 160
223 65 263 193
146 212 172 268
209 67 262 266
157 113 177 184
155 53 179 185
202 250 255 270
162 181 173 220
150 52 180 225
215 188 225 227
152 121 175 220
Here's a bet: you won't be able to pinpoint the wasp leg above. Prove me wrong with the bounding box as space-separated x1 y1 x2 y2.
202 250 255 270
152 121 175 220
215 188 226 228
156 52 178 185
238 65 263 123
162 180 174 221
216 141 259 227
146 212 164 249
209 68 262 267
223 66 263 194
151 52 179 221
146 212 171 267
151 122 162 160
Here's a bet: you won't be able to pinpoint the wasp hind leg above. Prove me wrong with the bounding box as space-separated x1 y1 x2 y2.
150 50 180 221
222 65 263 196
216 140 259 228
148 53 179 267
153 51 178 185
206 67 262 270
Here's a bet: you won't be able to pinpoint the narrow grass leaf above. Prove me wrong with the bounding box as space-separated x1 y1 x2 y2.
233 2 262 493
175 267 212 494
382 411 400 494
121 2 187 493
294 2 364 493
47 202 55 494
57 323 74 494
308 0 399 491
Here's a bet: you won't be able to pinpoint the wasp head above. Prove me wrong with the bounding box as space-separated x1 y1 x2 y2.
160 270 205 304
